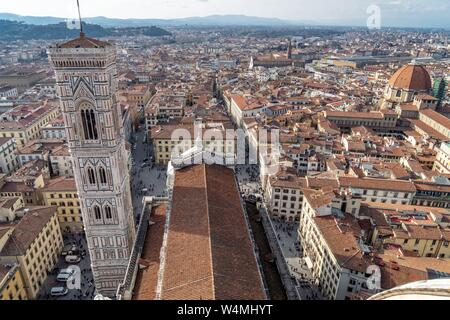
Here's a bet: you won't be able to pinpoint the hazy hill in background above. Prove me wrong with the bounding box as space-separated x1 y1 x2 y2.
0 20 172 41
0 13 301 27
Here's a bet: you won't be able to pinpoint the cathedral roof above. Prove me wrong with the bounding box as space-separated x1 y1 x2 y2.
55 32 111 49
388 62 432 91
158 164 266 300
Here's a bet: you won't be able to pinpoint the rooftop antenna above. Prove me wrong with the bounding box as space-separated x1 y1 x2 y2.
77 0 84 36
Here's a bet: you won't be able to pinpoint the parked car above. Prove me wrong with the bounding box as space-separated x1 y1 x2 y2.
65 255 81 263
57 269 77 282
61 244 78 256
50 287 68 296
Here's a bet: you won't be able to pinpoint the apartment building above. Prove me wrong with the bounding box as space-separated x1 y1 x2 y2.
224 94 268 127
0 137 19 175
0 264 28 300
265 172 306 222
41 177 81 233
127 85 152 108
150 123 235 165
0 197 24 223
412 181 450 209
419 109 450 140
17 139 65 166
49 144 73 178
434 142 450 174
324 110 398 132
0 206 63 299
41 115 66 140
0 101 60 149
298 189 373 300
0 85 18 98
265 170 341 222
338 176 416 205
0 69 46 93
362 202 450 259
0 159 49 206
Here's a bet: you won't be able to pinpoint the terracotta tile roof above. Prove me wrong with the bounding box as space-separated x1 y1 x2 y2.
132 204 167 300
393 225 443 240
338 176 416 193
377 248 450 289
414 181 450 193
231 95 267 111
0 206 57 257
0 264 8 280
41 177 77 192
0 181 34 193
313 214 370 273
0 137 13 145
160 164 265 300
420 108 450 130
0 197 20 209
326 111 384 119
55 33 111 49
0 226 12 241
269 172 307 189
388 64 432 91
409 119 448 141
303 188 336 209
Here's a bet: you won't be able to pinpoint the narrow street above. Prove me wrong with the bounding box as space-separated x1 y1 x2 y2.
246 203 287 300
129 124 168 220
236 163 323 300
37 233 94 300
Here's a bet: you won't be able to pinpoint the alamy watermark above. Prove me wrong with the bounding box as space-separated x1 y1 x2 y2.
366 265 382 291
168 125 281 175
367 4 381 30
66 265 81 290
66 18 81 30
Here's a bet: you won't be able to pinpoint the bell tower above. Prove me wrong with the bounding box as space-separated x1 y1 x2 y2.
48 32 136 297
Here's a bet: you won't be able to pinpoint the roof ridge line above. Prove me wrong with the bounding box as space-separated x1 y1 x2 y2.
203 164 215 300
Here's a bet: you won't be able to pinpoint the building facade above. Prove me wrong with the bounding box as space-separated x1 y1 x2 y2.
0 137 18 175
0 207 63 299
48 33 136 297
0 264 28 300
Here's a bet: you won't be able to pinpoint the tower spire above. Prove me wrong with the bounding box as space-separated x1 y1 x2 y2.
287 38 292 59
77 0 84 36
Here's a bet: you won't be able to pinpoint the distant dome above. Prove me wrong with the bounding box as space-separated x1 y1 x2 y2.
388 62 432 91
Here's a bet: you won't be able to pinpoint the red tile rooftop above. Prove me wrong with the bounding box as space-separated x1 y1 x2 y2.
132 204 167 300
325 111 385 119
54 33 111 49
420 108 450 130
159 164 266 300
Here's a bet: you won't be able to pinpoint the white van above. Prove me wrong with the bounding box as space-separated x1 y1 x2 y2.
57 269 77 282
65 255 81 263
51 287 68 296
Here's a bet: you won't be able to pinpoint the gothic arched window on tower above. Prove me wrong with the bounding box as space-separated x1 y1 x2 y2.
105 205 112 220
81 107 99 140
94 205 102 220
87 167 96 185
99 167 107 185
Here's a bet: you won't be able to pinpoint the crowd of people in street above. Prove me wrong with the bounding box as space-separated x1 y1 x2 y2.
271 218 323 300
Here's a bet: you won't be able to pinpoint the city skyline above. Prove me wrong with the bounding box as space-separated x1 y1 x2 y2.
0 0 449 306
0 0 449 28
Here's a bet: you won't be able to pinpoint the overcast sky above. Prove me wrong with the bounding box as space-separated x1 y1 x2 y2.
0 0 449 27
